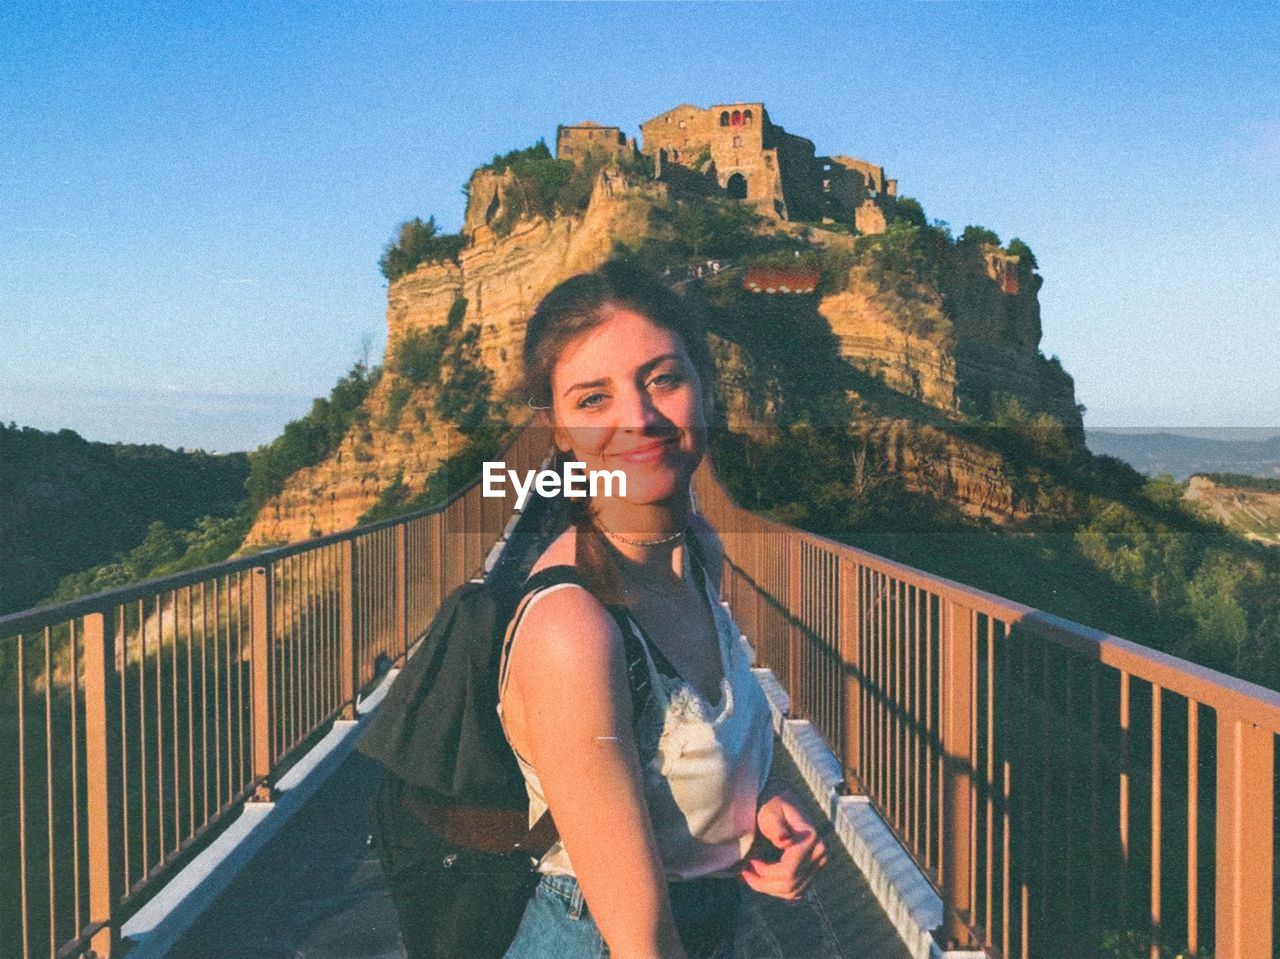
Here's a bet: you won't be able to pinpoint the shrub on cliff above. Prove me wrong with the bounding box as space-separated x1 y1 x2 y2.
1006 237 1038 270
387 297 497 437
390 327 450 385
958 224 1001 248
379 216 466 282
245 361 379 510
885 196 928 230
482 139 621 236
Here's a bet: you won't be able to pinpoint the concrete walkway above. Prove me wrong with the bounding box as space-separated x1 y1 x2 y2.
167 745 912 959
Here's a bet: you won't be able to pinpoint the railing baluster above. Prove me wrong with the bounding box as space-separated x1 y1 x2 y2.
941 598 977 948
840 556 861 790
1150 682 1162 959
340 539 357 720
1186 699 1199 955
84 612 120 957
250 566 274 800
1214 711 1274 959
46 627 57 956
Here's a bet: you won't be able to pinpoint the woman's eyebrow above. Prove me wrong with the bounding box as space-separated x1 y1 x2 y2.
562 376 610 397
561 354 681 397
638 353 681 376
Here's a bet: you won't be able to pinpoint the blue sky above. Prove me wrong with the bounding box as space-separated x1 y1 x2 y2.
2 1 1277 451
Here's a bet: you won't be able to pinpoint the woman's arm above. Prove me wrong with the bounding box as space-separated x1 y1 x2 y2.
506 587 688 959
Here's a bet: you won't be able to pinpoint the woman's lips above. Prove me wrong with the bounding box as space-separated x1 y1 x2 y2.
610 437 678 464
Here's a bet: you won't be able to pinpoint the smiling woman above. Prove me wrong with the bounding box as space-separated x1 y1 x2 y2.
485 261 827 959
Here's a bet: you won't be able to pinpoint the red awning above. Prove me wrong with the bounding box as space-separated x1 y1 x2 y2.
743 265 821 294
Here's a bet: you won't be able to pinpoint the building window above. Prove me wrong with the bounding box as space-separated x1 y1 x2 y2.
565 146 573 155
731 110 742 126
727 172 747 199
743 109 753 125
733 135 742 148
720 111 730 126
678 120 686 129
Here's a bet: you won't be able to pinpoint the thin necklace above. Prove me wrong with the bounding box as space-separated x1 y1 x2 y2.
594 516 687 548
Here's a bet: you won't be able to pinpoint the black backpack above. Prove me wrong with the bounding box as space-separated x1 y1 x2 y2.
359 509 699 958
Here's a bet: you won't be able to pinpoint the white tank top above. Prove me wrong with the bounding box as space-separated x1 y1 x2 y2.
495 547 774 880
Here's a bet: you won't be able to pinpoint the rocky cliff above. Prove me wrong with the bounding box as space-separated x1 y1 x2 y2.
243 161 1086 546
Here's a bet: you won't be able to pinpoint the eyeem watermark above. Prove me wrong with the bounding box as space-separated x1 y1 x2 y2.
483 461 626 510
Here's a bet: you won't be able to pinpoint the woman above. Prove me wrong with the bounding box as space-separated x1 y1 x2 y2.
497 261 828 959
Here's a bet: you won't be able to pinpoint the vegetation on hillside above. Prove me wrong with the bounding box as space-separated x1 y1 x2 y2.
0 424 250 615
698 230 1280 693
44 515 252 603
361 296 507 523
1196 471 1280 493
245 360 380 511
379 216 467 281
470 139 652 237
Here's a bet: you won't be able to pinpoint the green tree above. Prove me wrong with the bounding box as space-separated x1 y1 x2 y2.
1006 236 1039 270
378 217 466 281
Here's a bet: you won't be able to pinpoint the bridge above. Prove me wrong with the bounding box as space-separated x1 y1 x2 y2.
3 427 1277 958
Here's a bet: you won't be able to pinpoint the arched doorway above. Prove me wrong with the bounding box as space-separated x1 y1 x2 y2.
726 172 748 199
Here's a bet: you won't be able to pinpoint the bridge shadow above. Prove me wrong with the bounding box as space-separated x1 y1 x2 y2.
166 746 912 959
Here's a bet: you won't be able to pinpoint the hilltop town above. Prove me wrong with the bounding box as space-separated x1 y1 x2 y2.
244 99 1076 546
556 102 898 236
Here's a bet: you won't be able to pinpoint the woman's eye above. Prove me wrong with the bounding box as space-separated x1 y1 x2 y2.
577 391 609 410
648 372 684 390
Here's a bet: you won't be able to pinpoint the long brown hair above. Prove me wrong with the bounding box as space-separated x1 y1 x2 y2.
520 260 713 604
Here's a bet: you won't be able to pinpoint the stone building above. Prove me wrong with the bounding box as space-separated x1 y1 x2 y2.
635 102 896 233
555 121 633 162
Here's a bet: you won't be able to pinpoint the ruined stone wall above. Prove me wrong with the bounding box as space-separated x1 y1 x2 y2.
773 127 821 220
637 104 894 228
822 155 893 230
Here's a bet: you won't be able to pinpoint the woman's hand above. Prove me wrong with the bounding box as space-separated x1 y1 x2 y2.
738 789 829 900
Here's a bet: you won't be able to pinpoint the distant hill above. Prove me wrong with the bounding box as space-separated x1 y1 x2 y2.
0 424 250 615
1184 473 1280 546
1085 429 1280 481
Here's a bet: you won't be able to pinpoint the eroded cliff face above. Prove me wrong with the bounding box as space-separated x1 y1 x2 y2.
244 169 664 546
1184 475 1280 546
819 278 957 411
244 165 1084 546
389 169 665 394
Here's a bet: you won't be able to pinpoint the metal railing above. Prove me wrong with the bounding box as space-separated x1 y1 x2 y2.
9 428 1278 959
695 463 1279 959
0 427 547 959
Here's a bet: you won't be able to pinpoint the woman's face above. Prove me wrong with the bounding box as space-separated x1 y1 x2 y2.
547 304 709 509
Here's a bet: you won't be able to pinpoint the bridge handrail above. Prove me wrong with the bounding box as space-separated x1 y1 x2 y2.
694 461 1276 959
1 424 548 959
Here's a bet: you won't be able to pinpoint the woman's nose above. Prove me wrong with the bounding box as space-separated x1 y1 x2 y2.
616 383 661 430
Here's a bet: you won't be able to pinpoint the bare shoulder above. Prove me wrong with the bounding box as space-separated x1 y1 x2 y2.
688 513 724 591
507 570 624 696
